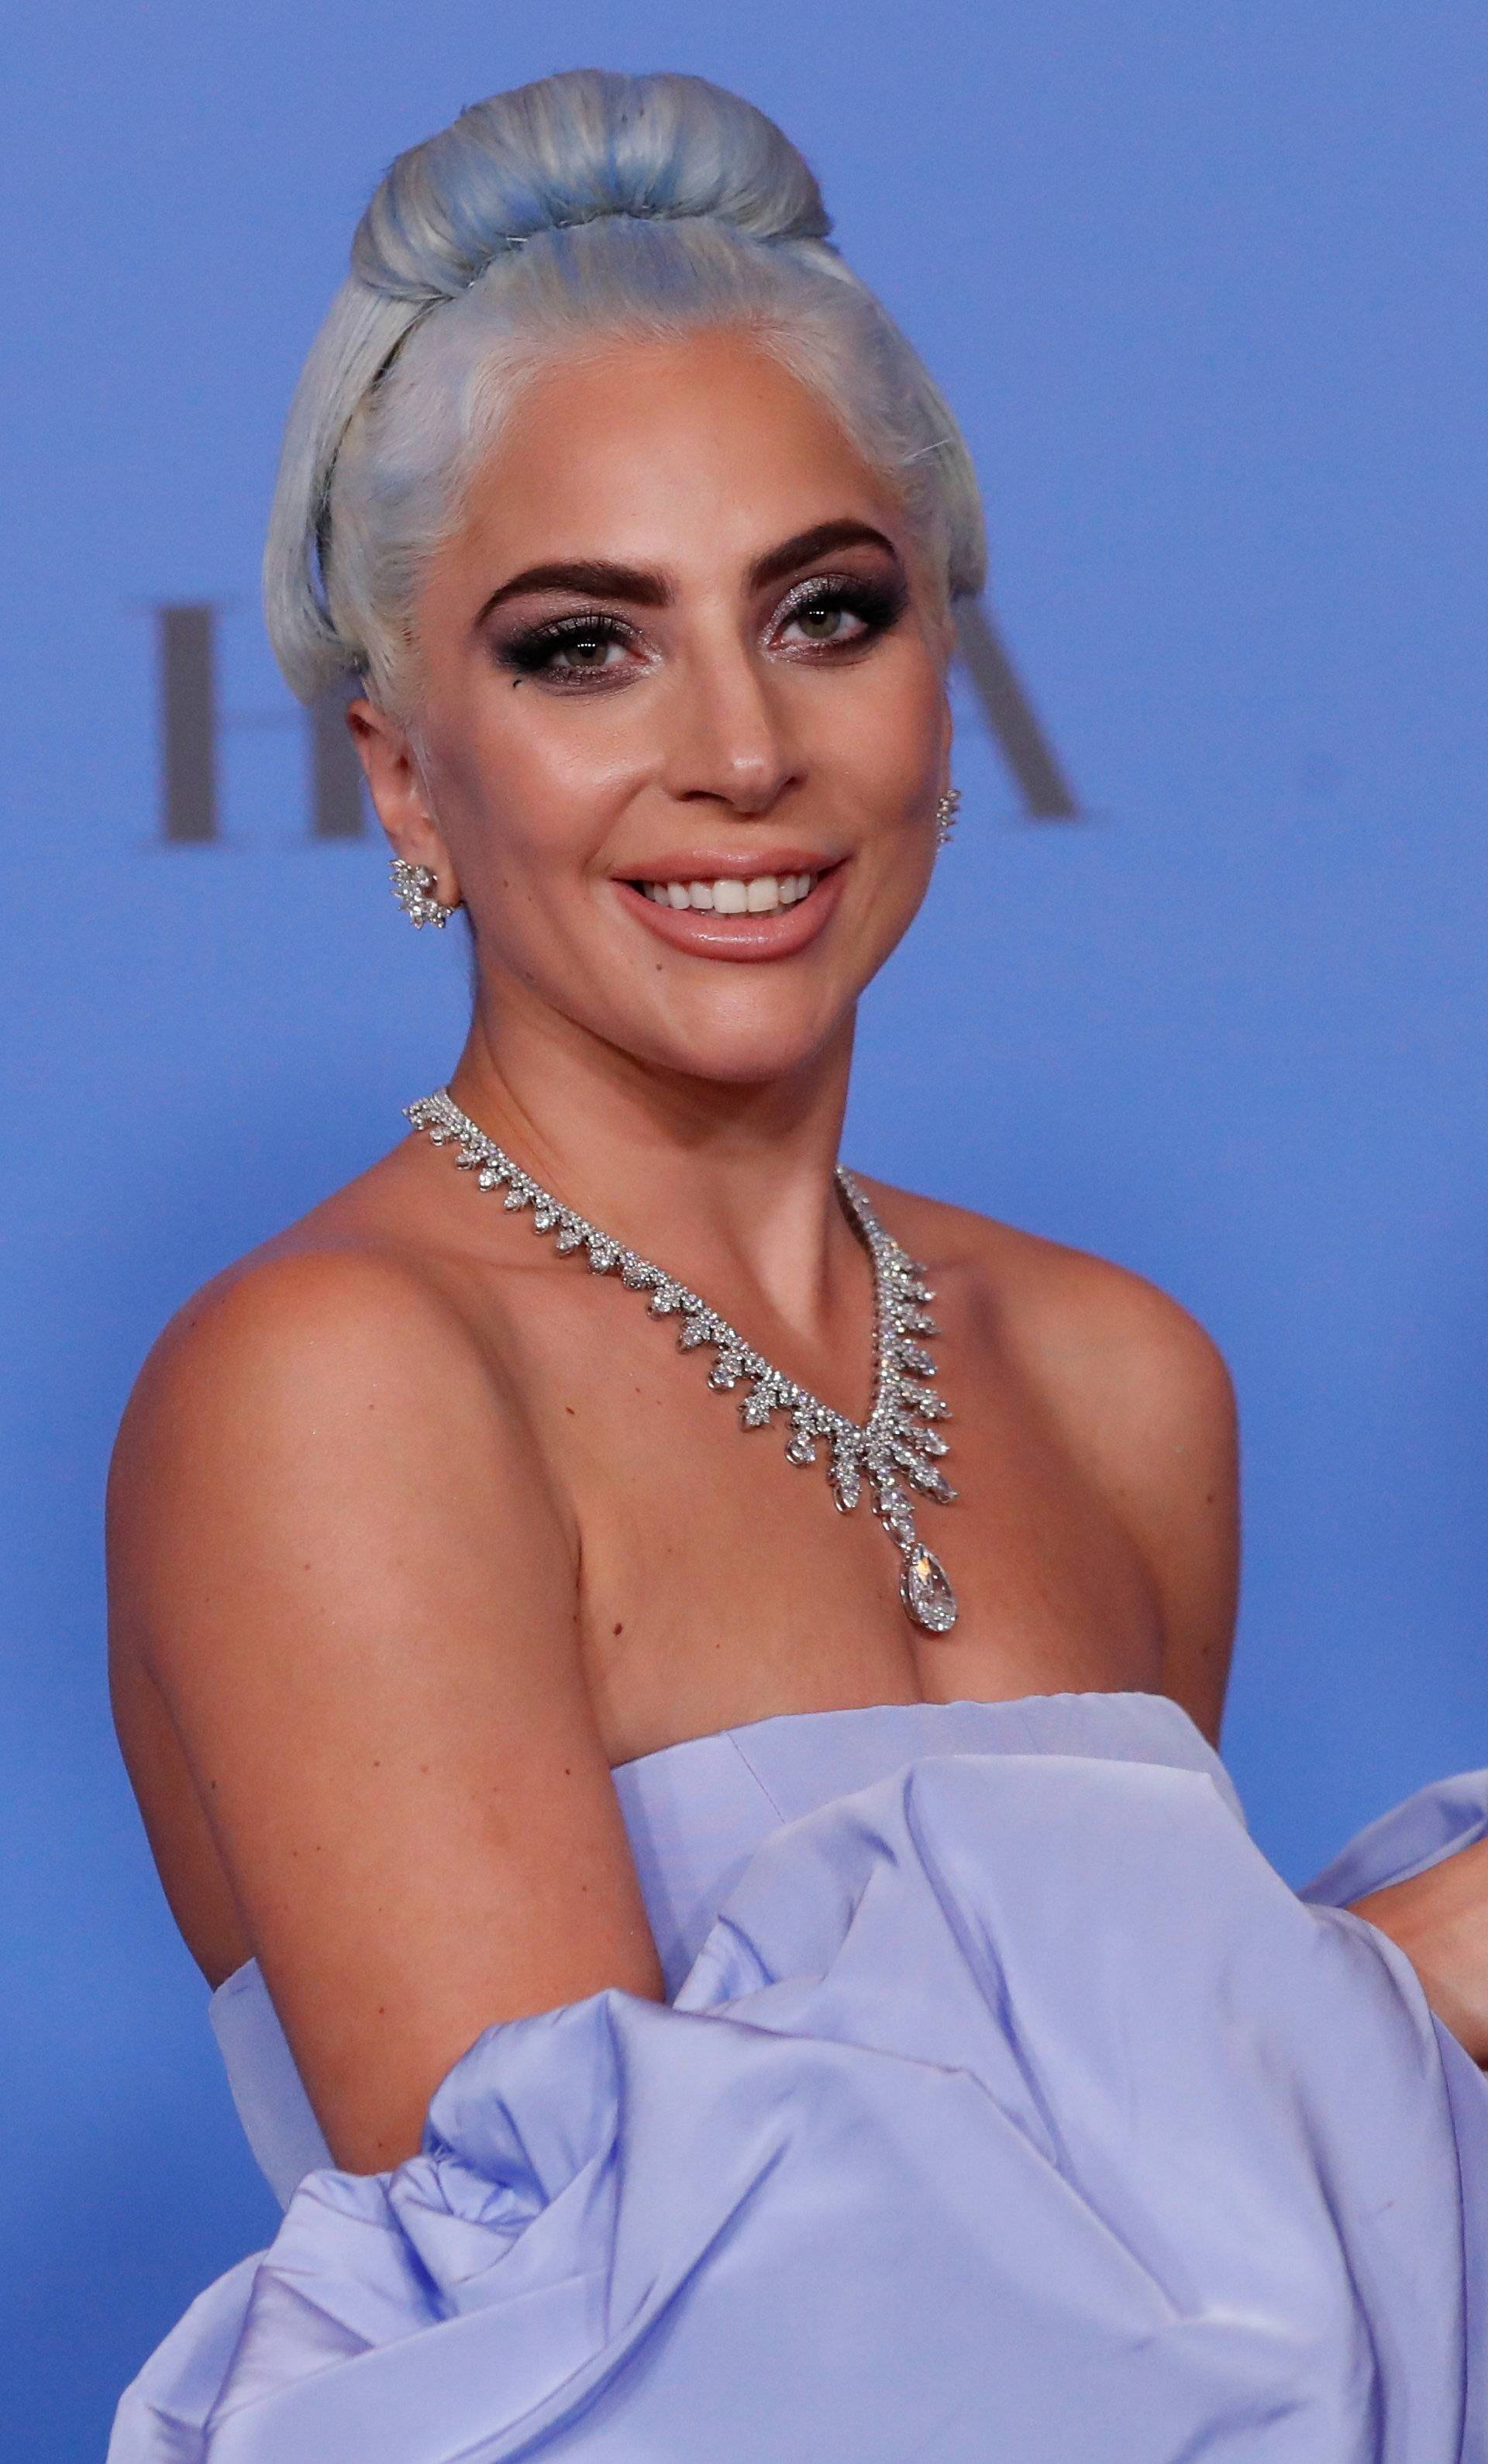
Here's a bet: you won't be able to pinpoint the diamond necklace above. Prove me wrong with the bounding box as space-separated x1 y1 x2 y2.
407 1088 959 1635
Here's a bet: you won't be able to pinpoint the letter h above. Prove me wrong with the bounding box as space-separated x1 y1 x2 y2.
155 604 367 842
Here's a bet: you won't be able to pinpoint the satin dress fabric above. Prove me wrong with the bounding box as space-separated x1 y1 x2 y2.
109 1692 1488 2462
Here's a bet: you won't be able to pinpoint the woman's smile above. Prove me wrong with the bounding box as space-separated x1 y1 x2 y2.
614 853 846 962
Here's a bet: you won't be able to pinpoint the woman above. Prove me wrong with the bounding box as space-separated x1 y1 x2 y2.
108 67 1488 2460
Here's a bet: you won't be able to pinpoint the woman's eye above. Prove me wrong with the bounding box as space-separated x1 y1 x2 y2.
501 618 638 686
786 601 862 644
552 632 625 672
774 577 906 655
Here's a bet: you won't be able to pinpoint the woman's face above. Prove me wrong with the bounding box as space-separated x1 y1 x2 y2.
358 326 953 1088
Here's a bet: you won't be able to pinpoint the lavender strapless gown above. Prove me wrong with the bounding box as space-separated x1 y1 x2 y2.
110 1692 1488 2461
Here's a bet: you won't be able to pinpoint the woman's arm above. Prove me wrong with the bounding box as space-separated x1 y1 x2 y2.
1349 1844 1488 2063
107 1246 663 2172
1091 1277 1241 1747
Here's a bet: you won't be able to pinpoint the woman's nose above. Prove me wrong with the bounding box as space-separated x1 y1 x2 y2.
660 636 801 817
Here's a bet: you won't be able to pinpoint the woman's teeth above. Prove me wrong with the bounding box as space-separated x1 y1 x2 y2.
639 872 817 915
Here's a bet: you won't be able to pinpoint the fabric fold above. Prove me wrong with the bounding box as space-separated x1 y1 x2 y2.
112 1744 1488 2463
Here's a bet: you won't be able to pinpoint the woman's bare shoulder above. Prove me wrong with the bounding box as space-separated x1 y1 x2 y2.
105 1136 577 1763
115 1141 505 1477
859 1176 1240 1738
860 1175 1234 1423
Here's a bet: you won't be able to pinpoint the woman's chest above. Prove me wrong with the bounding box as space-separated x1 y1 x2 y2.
483 1266 1169 1765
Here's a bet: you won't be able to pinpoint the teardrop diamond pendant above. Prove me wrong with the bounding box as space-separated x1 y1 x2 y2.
901 1546 958 1635
408 1089 959 1635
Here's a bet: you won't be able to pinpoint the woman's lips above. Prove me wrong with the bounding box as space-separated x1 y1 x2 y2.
612 863 846 962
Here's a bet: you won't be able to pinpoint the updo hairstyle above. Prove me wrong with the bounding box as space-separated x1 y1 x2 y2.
264 68 987 717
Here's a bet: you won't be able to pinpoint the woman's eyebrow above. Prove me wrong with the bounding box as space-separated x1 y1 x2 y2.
748 519 901 590
477 558 670 621
474 521 901 626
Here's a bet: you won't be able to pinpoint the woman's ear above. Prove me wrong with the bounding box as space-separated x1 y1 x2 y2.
346 698 462 910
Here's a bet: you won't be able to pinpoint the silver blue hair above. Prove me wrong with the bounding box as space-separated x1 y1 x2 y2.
264 68 987 712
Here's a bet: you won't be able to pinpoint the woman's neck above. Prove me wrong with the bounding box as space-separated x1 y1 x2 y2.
446 987 859 1340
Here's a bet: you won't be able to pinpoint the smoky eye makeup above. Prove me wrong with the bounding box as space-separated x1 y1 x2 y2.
770 569 910 650
493 610 645 688
487 562 911 691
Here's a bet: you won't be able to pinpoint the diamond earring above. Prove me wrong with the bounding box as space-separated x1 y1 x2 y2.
390 856 459 929
935 788 962 850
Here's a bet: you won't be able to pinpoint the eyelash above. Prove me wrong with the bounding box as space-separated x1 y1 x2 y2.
496 573 908 690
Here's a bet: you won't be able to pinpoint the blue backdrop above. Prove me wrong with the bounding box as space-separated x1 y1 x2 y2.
5 4 1486 2452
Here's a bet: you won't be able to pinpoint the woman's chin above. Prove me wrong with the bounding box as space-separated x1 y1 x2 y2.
629 1019 851 1091
572 977 855 1090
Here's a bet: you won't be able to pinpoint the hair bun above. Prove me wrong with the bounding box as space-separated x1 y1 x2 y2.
266 67 985 708
353 68 833 303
